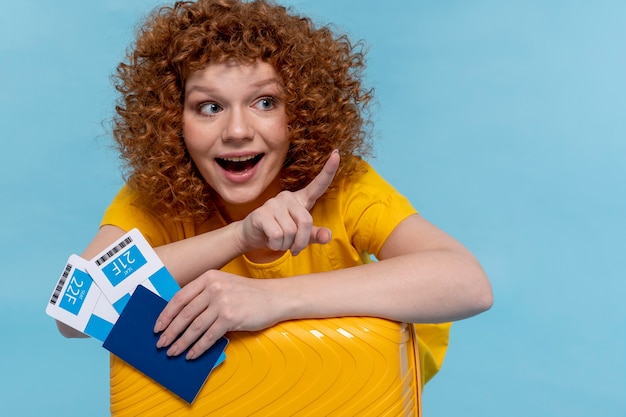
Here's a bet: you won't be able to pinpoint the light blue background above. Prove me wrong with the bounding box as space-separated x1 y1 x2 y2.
1 1 624 416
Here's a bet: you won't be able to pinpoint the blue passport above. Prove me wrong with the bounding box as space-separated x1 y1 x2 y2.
103 285 228 403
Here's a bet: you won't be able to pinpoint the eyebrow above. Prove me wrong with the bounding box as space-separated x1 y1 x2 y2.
185 77 283 95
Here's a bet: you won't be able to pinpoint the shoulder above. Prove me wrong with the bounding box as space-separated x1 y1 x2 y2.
101 185 193 246
331 159 415 211
314 159 418 255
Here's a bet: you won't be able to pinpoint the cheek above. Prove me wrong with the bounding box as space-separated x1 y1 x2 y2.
182 122 208 154
267 120 290 150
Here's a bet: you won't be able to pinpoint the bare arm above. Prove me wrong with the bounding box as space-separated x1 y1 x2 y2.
54 220 253 337
155 210 492 360
277 214 492 323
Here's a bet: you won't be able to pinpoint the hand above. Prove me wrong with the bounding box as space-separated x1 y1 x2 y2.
237 150 340 256
154 269 288 360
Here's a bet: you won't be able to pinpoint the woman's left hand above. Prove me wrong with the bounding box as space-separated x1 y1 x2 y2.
153 269 289 360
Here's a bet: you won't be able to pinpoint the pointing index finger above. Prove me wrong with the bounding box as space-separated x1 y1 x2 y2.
299 150 340 210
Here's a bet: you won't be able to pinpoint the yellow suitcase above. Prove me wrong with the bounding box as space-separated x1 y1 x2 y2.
111 317 422 417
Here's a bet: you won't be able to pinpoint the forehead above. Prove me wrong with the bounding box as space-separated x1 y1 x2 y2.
184 60 282 91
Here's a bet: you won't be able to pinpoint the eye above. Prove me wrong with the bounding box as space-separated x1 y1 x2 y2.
197 102 223 115
254 97 276 111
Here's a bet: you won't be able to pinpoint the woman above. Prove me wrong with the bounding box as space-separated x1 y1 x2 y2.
57 0 492 415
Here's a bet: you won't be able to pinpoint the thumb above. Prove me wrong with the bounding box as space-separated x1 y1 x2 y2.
310 226 332 245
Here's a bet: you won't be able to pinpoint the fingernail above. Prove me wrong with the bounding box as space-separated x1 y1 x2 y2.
167 345 179 357
186 350 195 361
154 320 163 333
156 335 168 349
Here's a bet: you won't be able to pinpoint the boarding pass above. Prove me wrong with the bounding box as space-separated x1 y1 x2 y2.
46 229 180 340
46 254 119 342
86 228 180 313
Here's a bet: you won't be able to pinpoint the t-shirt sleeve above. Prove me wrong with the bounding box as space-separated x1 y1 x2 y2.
100 185 173 247
343 162 418 257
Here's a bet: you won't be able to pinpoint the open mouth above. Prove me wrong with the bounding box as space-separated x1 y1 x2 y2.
216 154 264 173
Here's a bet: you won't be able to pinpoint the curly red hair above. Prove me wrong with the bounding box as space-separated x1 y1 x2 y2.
113 0 373 222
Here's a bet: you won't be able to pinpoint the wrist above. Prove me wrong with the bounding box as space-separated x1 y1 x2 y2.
231 220 253 255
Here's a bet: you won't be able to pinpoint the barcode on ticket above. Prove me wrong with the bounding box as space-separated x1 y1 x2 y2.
49 263 73 306
95 236 133 266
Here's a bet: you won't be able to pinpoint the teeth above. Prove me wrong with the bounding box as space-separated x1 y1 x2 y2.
220 155 258 162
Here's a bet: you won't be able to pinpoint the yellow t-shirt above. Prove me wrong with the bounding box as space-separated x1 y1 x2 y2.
102 160 450 416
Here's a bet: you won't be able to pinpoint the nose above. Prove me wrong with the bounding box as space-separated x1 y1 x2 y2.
222 107 253 142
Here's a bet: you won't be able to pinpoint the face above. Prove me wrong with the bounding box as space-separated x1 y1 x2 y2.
182 60 289 220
